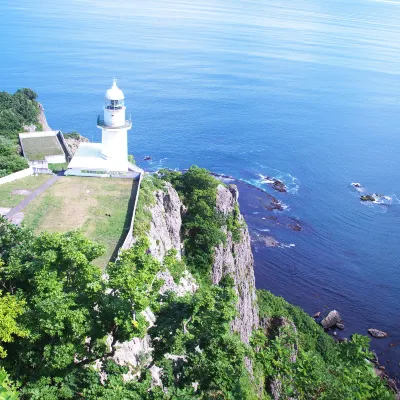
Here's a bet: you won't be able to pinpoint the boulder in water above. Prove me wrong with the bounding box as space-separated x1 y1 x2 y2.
368 329 388 338
321 310 342 329
360 194 376 202
312 311 321 318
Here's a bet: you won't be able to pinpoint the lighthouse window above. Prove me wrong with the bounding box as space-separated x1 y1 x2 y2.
107 99 123 110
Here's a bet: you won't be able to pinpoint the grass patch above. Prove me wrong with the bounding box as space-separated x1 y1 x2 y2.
48 162 68 173
21 136 64 160
22 176 137 267
0 175 52 208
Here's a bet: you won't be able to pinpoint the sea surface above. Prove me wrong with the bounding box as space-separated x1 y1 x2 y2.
1 0 400 379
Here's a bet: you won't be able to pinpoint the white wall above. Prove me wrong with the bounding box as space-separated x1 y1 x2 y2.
45 154 66 164
0 167 33 185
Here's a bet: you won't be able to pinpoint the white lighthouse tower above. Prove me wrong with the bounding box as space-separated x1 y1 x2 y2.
65 79 142 177
97 79 131 170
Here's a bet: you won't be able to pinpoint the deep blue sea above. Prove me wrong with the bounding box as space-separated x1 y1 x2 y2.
2 0 400 378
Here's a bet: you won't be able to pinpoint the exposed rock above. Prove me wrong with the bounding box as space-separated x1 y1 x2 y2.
147 182 183 261
312 311 321 318
263 236 280 247
212 184 259 344
321 310 342 329
144 156 152 161
23 124 37 132
263 176 287 193
158 269 198 296
336 322 345 330
368 329 388 338
360 194 376 202
38 103 51 131
290 223 302 231
110 335 153 382
64 134 89 155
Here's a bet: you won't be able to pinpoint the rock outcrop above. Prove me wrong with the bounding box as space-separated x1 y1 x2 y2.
64 134 89 155
146 181 259 343
368 329 388 338
212 184 259 343
147 182 184 261
321 310 342 329
38 103 51 131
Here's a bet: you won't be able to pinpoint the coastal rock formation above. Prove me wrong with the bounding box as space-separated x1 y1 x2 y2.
212 184 259 343
368 328 388 338
146 181 259 344
321 310 342 329
38 103 52 131
147 182 183 261
64 134 89 155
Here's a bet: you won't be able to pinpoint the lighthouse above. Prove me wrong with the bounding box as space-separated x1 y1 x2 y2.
97 79 132 169
65 79 141 177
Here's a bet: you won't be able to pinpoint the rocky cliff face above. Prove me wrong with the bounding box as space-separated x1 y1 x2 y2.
147 182 184 261
147 180 259 343
213 184 259 343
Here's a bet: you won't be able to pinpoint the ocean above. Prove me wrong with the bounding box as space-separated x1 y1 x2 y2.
1 0 400 379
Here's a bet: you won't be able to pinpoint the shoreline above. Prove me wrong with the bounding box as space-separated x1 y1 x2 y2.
207 171 400 386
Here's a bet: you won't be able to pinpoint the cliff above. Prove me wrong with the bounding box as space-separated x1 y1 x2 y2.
213 184 259 343
146 179 258 343
147 182 184 261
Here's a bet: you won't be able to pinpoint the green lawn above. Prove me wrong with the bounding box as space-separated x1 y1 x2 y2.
0 175 52 208
21 136 64 160
22 176 137 267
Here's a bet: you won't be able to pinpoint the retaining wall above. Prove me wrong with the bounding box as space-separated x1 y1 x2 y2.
120 172 143 252
0 167 34 185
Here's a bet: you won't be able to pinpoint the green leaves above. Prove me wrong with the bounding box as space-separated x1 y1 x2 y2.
254 289 395 399
0 291 26 358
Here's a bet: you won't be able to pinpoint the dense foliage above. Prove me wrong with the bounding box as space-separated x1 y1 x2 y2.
159 166 227 274
0 89 40 177
0 166 395 399
253 290 394 399
0 219 163 398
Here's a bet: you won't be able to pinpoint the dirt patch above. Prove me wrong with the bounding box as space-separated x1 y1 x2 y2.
11 189 32 196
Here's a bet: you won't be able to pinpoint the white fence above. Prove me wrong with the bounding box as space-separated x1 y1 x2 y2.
0 167 33 185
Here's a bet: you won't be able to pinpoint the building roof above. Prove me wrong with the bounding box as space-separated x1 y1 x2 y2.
105 79 124 101
67 143 128 171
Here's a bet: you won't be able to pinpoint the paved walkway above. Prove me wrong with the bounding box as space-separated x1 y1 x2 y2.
6 174 62 220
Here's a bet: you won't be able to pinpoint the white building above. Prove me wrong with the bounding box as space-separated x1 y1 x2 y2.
65 79 141 177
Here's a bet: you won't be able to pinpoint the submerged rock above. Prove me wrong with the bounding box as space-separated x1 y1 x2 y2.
263 176 287 193
321 310 342 329
360 194 376 202
368 329 388 338
312 311 321 318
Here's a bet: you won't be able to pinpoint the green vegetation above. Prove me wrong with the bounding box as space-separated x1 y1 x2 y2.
252 290 394 399
133 174 164 239
0 175 52 208
21 136 63 161
0 220 163 398
0 166 394 399
62 132 80 140
22 176 136 267
48 162 68 173
159 166 226 275
0 89 41 177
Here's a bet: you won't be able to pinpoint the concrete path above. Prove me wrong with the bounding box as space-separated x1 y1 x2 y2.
6 175 61 220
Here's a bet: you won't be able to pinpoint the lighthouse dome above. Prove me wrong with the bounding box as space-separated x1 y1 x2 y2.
105 79 124 101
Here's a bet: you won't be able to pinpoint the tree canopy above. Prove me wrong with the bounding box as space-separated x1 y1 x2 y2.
0 88 40 177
